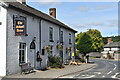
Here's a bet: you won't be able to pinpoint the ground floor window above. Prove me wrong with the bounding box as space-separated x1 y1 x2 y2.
19 43 26 64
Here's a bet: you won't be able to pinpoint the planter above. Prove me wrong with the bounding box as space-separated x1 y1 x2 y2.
44 45 51 54
56 44 63 50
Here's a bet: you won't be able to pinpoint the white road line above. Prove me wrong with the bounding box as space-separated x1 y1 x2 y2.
94 72 101 75
114 64 117 67
107 71 112 74
102 76 105 78
81 75 95 78
113 66 117 70
111 73 119 78
89 75 95 78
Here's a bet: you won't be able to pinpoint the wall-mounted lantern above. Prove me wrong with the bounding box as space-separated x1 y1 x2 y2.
30 37 36 49
30 41 35 49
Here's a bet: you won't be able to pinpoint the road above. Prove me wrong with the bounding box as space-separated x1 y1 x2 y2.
60 58 120 80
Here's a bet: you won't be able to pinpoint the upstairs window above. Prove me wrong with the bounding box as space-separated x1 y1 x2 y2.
60 31 63 43
19 43 26 64
49 27 53 42
69 33 72 44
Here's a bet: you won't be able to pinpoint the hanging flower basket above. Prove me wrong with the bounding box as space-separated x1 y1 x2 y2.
68 46 72 50
44 45 51 54
56 44 63 50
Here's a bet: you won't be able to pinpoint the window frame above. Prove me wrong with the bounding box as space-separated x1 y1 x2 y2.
69 33 72 44
60 31 63 43
49 27 54 42
19 43 26 64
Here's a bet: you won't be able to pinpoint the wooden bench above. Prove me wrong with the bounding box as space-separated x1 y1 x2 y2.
20 62 34 74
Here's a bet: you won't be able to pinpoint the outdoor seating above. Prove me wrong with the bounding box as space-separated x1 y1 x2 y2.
20 62 34 74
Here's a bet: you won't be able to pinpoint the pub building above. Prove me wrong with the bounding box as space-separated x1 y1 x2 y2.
0 0 77 76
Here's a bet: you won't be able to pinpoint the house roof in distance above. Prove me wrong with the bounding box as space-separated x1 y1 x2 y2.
5 1 77 33
104 41 120 48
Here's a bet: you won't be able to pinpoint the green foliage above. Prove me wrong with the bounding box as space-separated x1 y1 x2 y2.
86 29 104 52
76 32 92 54
75 32 83 42
47 55 64 68
75 50 80 56
103 36 120 44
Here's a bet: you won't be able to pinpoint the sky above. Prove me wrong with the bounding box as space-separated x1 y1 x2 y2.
27 1 118 37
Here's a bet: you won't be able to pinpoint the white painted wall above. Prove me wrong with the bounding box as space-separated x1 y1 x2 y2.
6 8 40 75
41 20 75 67
0 6 7 76
6 6 75 75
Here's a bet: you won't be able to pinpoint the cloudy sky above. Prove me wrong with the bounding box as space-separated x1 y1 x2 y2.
27 1 118 37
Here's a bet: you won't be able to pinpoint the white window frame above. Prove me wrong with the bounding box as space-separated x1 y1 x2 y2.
60 31 63 43
19 43 26 64
49 27 54 41
69 33 72 44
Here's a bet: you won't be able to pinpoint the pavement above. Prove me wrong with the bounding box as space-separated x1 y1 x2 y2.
0 76 3 80
3 63 96 78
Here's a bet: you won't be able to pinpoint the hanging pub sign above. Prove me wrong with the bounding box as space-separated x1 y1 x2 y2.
14 15 26 36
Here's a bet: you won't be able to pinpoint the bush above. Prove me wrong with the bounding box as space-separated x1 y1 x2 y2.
47 55 64 68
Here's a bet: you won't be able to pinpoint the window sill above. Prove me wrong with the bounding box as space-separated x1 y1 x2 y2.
60 42 64 44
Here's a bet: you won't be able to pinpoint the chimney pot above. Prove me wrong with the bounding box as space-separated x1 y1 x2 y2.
17 0 26 4
49 8 56 18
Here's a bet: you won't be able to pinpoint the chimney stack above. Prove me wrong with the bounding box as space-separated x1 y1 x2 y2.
49 8 56 18
17 0 26 4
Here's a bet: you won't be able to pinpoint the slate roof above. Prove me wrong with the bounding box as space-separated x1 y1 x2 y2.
5 1 77 33
104 41 120 48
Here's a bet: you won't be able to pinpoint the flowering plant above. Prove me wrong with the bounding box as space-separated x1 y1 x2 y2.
56 44 63 50
44 45 51 54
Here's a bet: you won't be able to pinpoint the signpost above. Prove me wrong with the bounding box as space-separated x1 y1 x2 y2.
14 15 26 36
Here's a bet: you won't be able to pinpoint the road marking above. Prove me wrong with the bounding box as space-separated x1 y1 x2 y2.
81 75 95 78
114 64 117 67
113 66 117 70
102 76 105 78
81 75 86 77
89 75 95 78
94 72 101 74
111 73 119 78
107 71 112 74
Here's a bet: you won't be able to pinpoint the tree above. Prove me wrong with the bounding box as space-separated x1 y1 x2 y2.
86 29 104 52
76 32 92 55
75 32 83 42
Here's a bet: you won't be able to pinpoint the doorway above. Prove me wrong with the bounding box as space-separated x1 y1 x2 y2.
60 50 63 63
29 41 36 68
